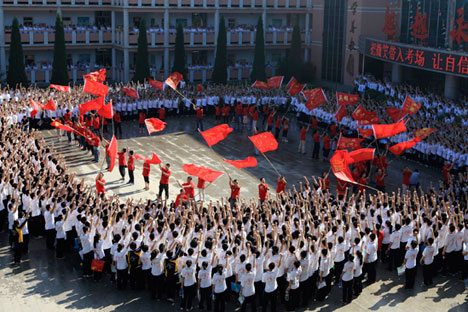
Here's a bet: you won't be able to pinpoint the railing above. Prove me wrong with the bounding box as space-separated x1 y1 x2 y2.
4 29 113 46
26 67 111 84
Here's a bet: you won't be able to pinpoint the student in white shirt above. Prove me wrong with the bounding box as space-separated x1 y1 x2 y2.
198 257 214 310
403 240 419 289
180 259 197 311
44 204 56 250
240 261 256 312
286 260 302 312
140 244 152 290
55 211 68 259
340 254 355 304
150 245 166 300
420 237 435 286
353 250 364 296
114 243 129 290
389 224 401 271
262 257 282 312
212 265 228 312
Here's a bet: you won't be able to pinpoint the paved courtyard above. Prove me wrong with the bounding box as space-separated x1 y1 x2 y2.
0 116 466 312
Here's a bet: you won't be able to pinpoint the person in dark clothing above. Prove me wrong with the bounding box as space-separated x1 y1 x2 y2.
127 242 142 290
164 245 182 304
12 213 30 264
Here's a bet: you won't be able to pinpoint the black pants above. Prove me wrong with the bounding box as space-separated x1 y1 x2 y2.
22 234 29 253
14 241 23 263
117 269 128 290
199 286 212 310
299 278 310 306
381 243 389 262
277 275 287 304
312 143 320 159
83 251 94 276
152 274 165 299
462 259 468 280
103 248 112 274
334 260 345 283
166 275 177 300
115 122 122 136
286 287 299 311
388 248 399 270
353 274 362 295
316 274 332 301
422 263 433 285
241 293 256 312
254 281 264 306
0 209 7 232
263 289 277 312
214 290 226 312
56 238 65 258
405 267 416 289
129 267 142 289
366 261 377 283
182 284 196 310
159 183 169 198
119 165 126 179
128 169 134 183
342 279 353 303
45 229 56 250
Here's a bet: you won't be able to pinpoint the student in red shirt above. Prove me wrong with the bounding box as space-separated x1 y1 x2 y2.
442 161 454 183
215 105 221 123
114 111 122 137
330 123 338 137
375 168 386 192
235 102 243 130
281 118 289 143
127 151 135 184
319 172 330 191
258 178 269 206
158 163 171 199
196 106 204 131
322 133 332 160
222 105 231 124
298 125 309 154
103 138 111 170
266 111 275 132
178 177 195 199
276 176 286 196
143 161 151 191
312 130 321 159
336 178 348 198
358 173 368 193
117 148 127 180
229 177 241 208
274 116 282 139
93 115 100 138
175 189 188 208
311 117 318 130
197 178 205 202
250 107 259 134
95 172 106 196
91 134 100 163
159 106 166 121
402 166 412 193
138 111 146 135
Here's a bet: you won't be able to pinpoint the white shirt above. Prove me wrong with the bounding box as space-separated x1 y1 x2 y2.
55 220 66 239
341 261 354 282
287 267 302 290
422 245 435 265
262 269 278 293
44 210 55 230
181 266 197 287
141 251 152 270
151 253 165 276
198 266 212 288
212 271 227 293
366 241 378 263
240 270 256 297
405 248 419 269
114 248 128 270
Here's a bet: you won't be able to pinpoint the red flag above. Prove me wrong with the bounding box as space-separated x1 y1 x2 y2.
29 99 41 117
107 135 118 172
200 124 233 146
135 154 150 162
83 78 109 97
50 120 73 132
84 68 106 82
79 97 104 116
372 119 407 139
223 157 258 169
135 152 162 164
357 127 373 138
197 84 204 92
149 78 165 90
252 80 270 90
389 137 421 156
352 105 377 121
49 84 71 93
267 76 284 88
43 98 56 111
182 164 224 183
121 87 139 99
330 150 355 184
287 81 305 96
357 115 381 126
402 95 421 115
97 100 114 119
347 148 375 164
386 107 408 122
414 128 436 140
249 132 278 153
337 136 364 150
145 118 167 134
303 88 327 111
335 105 348 122
336 91 359 106
286 77 297 89
165 72 183 90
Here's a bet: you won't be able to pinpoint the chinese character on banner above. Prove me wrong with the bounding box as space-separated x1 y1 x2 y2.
396 47 405 62
382 5 397 40
414 50 425 67
382 45 389 59
450 8 468 45
410 8 429 40
389 46 396 60
457 56 468 74
432 53 444 70
405 49 415 64
370 42 377 56
446 55 455 72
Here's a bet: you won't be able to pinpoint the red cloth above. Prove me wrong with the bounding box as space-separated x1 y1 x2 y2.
128 155 135 170
336 91 359 106
230 185 240 199
160 167 170 184
182 181 195 197
347 148 375 164
402 95 421 114
114 112 121 123
121 87 139 99
83 79 108 97
337 136 363 150
352 105 377 121
43 99 56 111
267 76 283 88
196 108 204 119
197 178 205 189
357 127 373 138
388 137 421 156
200 124 233 146
287 81 305 96
107 136 118 172
249 132 278 153
330 150 355 184
357 115 381 126
29 99 41 117
139 112 146 124
143 162 151 177
376 173 385 186
96 178 106 194
175 194 188 207
335 105 348 122
197 84 204 92
145 118 167 133
84 68 106 82
258 183 269 200
414 128 436 140
303 88 327 111
93 118 100 129
323 136 331 150
117 151 126 166
149 78 164 90
149 153 162 164
313 133 320 143
386 107 408 122
223 157 258 169
159 108 166 120
403 169 412 186
79 97 104 116
252 80 270 90
49 84 71 93
165 72 183 90
372 120 407 139
276 180 286 193
182 164 224 183
286 77 297 89
97 100 114 119
50 121 73 132
300 129 307 141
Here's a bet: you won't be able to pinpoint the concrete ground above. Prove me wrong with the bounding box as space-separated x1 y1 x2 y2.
1 116 466 312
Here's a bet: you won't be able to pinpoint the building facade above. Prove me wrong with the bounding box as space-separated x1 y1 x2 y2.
0 0 313 84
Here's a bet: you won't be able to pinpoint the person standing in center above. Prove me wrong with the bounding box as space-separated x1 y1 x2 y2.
258 178 269 207
142 161 150 191
127 150 135 184
117 148 127 181
158 163 171 199
196 106 204 131
312 131 321 159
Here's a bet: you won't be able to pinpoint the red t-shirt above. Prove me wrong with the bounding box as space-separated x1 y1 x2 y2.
323 137 331 150
259 183 269 200
197 178 205 189
196 108 204 119
143 162 150 176
276 180 286 194
403 170 412 186
311 118 318 129
358 177 367 192
215 106 221 116
175 194 188 208
230 185 240 199
235 104 243 115
337 179 348 195
267 114 274 125
160 167 170 184
222 106 230 116
139 112 146 124
114 112 121 123
182 181 195 197
243 107 249 117
91 136 100 147
117 152 126 166
86 118 93 128
96 179 106 194
275 118 281 128
93 118 100 129
159 108 166 120
252 110 259 121
64 112 71 121
313 133 321 143
442 165 450 181
330 124 337 136
300 129 307 141
376 173 385 186
128 156 135 170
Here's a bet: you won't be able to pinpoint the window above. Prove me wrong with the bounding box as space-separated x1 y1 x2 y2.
77 17 90 27
78 54 91 65
272 19 283 28
192 13 207 27
23 17 33 27
228 19 236 29
95 11 111 27
286 14 298 27
62 17 72 27
133 17 141 28
175 19 187 27
192 51 207 65
96 49 111 66
24 55 34 66
150 18 156 27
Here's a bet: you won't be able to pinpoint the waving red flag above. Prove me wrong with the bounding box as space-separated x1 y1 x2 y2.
135 154 150 162
165 72 183 90
51 120 73 132
84 68 106 82
357 127 374 138
335 105 348 122
182 164 224 183
200 124 233 146
50 84 71 93
372 119 407 139
336 92 359 106
135 152 162 164
337 136 364 150
249 132 278 153
29 99 41 117
357 115 381 126
389 137 421 156
386 107 408 122
223 157 258 169
303 88 327 111
107 135 118 172
145 118 167 134
287 81 305 96
348 148 375 164
267 76 284 88
121 87 139 99
402 95 421 115
149 78 165 90
97 100 114 119
79 97 104 116
414 128 436 140
43 98 56 111
286 77 297 89
352 105 377 121
83 78 109 97
330 150 356 184
252 80 270 90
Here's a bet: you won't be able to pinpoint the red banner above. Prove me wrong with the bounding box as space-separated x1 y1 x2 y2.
336 91 359 106
337 136 364 150
84 68 106 82
372 119 407 139
149 78 165 90
182 164 224 183
165 72 183 90
267 76 284 88
200 124 233 146
249 132 278 153
145 118 167 134
252 80 270 90
223 157 258 169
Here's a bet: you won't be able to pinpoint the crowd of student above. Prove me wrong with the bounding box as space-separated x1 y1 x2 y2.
1 83 468 311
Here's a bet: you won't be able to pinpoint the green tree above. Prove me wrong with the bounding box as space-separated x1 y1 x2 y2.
133 19 150 82
250 16 266 82
212 16 227 84
7 17 28 87
51 12 69 85
287 23 303 81
172 22 187 79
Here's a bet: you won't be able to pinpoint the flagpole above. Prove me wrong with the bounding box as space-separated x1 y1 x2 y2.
197 129 232 180
172 87 197 110
261 152 281 177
